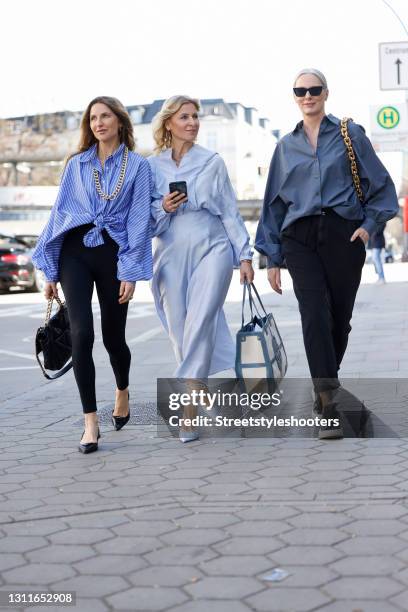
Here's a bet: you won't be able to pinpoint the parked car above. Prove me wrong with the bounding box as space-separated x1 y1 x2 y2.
0 233 44 293
14 234 40 248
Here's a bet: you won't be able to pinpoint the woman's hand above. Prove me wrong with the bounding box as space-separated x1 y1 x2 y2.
162 191 188 213
240 260 254 285
44 282 59 300
267 267 282 295
119 281 135 304
350 227 369 245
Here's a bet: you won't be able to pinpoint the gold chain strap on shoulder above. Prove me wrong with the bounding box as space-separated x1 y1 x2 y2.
340 117 364 203
93 146 129 201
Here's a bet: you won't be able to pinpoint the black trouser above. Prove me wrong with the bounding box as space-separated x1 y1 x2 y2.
281 209 366 393
59 224 131 413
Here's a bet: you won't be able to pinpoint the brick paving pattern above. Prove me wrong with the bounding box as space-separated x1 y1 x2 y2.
0 274 407 611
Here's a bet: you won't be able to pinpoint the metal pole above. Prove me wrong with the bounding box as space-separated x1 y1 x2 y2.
402 90 408 261
380 1 408 260
381 0 408 37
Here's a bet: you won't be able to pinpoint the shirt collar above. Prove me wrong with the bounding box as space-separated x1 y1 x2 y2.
79 142 125 167
161 145 195 158
292 113 339 134
160 144 197 164
79 144 98 163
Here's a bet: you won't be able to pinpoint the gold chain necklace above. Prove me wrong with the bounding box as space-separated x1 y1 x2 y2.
93 146 129 200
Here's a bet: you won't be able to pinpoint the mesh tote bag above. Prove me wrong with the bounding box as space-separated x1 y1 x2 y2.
235 282 287 391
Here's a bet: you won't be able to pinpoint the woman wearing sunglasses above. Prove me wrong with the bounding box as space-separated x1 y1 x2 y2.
255 68 399 439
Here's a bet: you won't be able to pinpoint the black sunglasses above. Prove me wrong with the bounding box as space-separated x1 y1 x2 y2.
293 86 324 97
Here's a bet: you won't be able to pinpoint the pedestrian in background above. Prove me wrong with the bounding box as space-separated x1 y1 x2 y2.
368 222 386 284
32 96 153 453
148 95 254 443
255 69 399 440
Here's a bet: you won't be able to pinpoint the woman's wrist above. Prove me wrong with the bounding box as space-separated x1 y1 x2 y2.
240 259 253 264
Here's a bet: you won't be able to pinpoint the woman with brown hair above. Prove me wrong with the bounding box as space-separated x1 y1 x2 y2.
32 96 152 453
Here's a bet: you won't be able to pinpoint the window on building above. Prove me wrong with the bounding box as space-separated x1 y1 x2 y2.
131 108 144 124
66 115 79 130
7 120 24 135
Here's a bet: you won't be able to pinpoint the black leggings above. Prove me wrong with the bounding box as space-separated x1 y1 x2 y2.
59 224 131 413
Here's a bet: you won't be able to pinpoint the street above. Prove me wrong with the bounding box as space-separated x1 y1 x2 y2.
0 263 408 611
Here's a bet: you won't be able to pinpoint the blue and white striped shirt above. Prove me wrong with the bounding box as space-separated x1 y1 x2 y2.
32 143 153 282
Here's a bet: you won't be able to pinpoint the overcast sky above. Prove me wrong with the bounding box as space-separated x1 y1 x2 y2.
1 0 407 136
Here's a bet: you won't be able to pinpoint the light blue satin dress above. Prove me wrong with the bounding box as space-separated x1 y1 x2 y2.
148 145 252 378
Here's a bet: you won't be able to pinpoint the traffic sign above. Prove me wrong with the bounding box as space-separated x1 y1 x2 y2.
379 41 408 90
377 106 400 129
370 103 408 152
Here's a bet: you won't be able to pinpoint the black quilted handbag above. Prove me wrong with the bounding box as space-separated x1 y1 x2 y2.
35 296 72 380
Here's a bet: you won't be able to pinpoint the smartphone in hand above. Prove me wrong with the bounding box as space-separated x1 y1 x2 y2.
169 181 188 197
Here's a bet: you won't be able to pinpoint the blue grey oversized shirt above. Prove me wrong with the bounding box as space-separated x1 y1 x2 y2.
255 114 399 267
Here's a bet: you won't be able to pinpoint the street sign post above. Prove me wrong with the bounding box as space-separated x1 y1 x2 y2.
379 41 408 259
370 103 408 152
379 41 408 90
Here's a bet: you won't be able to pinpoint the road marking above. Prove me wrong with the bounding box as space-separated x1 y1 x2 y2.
0 303 158 319
0 349 36 361
0 366 39 371
126 304 157 320
0 305 43 318
128 327 163 345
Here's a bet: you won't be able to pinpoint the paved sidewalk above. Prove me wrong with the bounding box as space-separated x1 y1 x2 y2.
0 267 408 611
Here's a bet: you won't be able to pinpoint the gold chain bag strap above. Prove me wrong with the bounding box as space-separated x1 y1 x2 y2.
340 117 364 203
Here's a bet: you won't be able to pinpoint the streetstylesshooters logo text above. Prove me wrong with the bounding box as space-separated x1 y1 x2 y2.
167 389 339 429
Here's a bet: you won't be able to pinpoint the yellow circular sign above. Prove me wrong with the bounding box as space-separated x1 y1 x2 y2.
377 106 400 130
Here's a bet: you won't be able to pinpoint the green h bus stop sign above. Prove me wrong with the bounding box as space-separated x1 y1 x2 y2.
377 106 400 129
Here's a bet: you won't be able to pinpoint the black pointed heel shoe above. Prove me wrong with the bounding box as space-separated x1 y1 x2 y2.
78 428 100 454
112 392 130 431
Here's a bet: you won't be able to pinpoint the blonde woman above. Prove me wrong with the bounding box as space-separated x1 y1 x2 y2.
148 95 254 442
256 69 399 439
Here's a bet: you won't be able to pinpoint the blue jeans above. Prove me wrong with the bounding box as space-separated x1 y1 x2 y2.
372 248 385 280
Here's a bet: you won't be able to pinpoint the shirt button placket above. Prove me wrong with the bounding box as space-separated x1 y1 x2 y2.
313 159 321 212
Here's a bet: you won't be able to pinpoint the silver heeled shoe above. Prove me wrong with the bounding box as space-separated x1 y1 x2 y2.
179 430 200 443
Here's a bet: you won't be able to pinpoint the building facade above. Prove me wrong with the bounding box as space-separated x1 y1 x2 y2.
0 99 277 200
